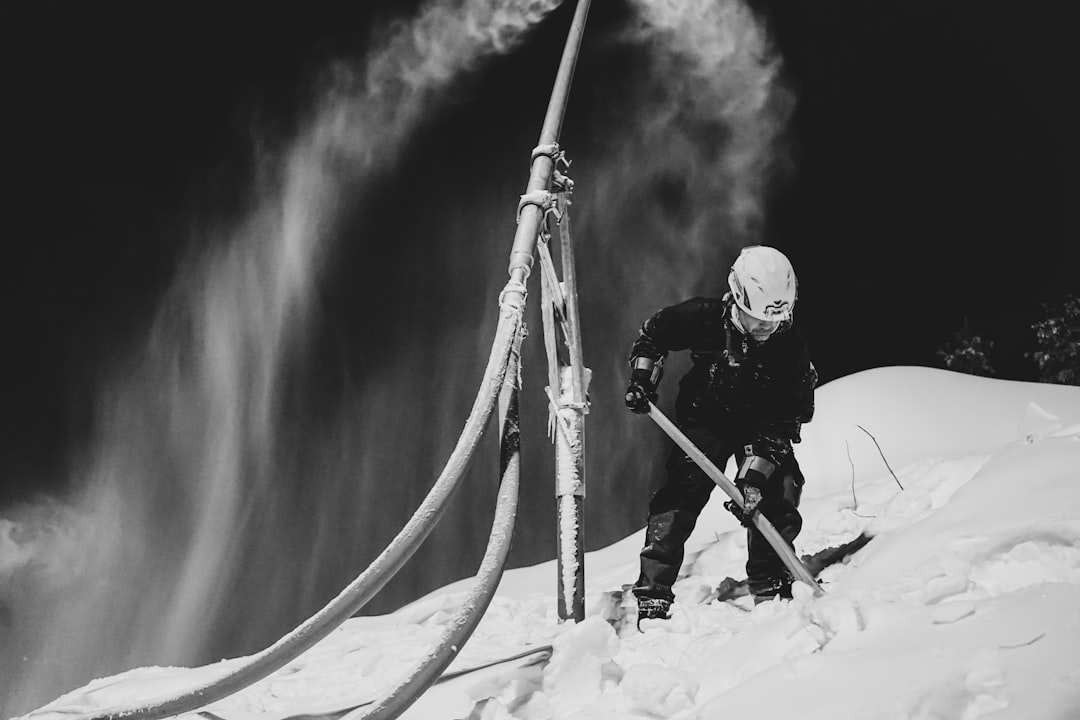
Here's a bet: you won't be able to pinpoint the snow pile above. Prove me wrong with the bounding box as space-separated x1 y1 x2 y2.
20 368 1080 720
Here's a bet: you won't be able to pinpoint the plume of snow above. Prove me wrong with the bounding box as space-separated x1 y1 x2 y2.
0 1 565 716
623 0 792 236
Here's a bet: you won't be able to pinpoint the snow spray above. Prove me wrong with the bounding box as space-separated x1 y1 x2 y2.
623 0 793 235
0 0 564 715
562 0 792 544
0 0 793 715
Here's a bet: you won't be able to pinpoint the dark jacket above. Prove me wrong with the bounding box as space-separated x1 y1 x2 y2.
630 295 817 464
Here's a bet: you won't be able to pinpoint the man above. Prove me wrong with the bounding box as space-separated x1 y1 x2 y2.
624 245 817 622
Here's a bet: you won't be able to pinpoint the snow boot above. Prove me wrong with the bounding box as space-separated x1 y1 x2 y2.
748 573 793 604
636 596 672 626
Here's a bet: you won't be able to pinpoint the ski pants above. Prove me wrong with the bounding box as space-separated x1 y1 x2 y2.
633 424 804 602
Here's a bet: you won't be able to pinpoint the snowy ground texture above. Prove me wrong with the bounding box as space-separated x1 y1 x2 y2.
22 368 1080 720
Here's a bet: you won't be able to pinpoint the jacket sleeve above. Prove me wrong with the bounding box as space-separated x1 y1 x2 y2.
628 298 711 364
753 336 817 464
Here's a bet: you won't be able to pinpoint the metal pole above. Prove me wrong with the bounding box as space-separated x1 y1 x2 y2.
498 0 591 622
504 0 592 302
558 202 586 404
555 206 586 622
539 258 561 441
555 401 586 621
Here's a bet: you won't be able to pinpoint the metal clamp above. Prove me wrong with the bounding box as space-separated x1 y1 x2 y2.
532 143 574 192
517 190 561 225
544 387 576 443
498 279 529 312
552 169 575 193
531 142 561 165
561 400 590 415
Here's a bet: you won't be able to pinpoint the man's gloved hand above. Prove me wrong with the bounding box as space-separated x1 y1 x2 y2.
624 368 657 414
725 453 774 526
740 484 763 514
724 485 762 527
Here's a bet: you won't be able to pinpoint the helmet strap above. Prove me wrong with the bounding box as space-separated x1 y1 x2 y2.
724 297 749 366
729 301 748 335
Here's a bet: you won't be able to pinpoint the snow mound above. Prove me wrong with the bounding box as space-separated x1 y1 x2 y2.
20 368 1080 720
797 366 1080 498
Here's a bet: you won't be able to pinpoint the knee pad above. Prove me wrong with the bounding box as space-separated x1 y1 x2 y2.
781 467 805 507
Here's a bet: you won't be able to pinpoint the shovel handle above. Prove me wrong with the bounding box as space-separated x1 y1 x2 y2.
646 402 823 596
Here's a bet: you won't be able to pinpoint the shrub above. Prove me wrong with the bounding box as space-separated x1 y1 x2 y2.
937 318 996 377
1028 294 1080 386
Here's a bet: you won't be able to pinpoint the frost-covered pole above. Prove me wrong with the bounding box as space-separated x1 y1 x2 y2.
502 0 590 307
555 378 587 621
499 0 591 622
555 203 588 622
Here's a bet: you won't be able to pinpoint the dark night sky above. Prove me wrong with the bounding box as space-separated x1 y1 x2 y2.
1 4 1079 708
2 2 403 499
763 0 1078 380
1 0 1077 504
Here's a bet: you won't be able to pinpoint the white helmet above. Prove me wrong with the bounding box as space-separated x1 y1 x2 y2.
727 246 797 321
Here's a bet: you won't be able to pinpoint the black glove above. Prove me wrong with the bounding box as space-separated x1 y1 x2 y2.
624 368 657 414
724 485 762 527
724 456 773 526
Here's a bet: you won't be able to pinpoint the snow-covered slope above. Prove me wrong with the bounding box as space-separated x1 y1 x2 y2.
797 365 1080 497
21 368 1080 720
